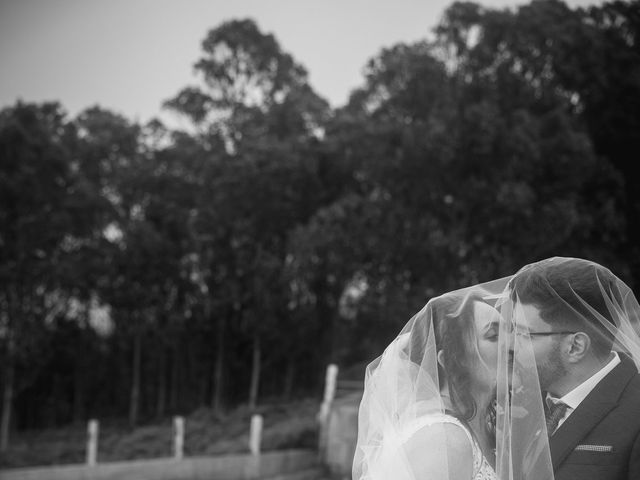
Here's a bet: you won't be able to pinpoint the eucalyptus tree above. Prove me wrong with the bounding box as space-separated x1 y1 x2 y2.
433 0 635 278
165 18 331 409
72 107 199 425
0 102 96 448
289 0 629 365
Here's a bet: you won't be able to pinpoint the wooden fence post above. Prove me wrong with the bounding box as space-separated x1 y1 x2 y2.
318 364 338 461
249 414 263 456
86 419 99 466
174 416 185 460
318 364 338 424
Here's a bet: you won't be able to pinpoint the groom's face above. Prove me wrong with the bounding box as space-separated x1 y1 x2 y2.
514 302 568 393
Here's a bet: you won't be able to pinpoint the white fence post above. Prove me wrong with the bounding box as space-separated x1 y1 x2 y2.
249 414 263 456
318 364 338 424
86 419 99 466
174 416 185 460
317 364 339 461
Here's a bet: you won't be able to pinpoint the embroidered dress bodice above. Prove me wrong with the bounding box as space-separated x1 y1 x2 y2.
402 413 497 480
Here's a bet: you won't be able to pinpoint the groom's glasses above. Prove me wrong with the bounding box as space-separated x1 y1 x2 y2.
514 329 577 338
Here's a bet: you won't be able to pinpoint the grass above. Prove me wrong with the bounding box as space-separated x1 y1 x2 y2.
0 398 320 469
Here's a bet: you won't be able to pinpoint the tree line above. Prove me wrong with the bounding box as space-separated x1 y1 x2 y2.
1 0 638 450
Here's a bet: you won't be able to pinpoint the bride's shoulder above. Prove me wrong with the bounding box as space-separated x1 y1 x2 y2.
401 414 475 478
403 412 471 439
404 413 473 447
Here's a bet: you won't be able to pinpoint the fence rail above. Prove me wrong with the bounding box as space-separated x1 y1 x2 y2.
335 380 364 395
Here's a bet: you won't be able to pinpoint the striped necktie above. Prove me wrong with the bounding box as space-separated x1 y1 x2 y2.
545 398 568 436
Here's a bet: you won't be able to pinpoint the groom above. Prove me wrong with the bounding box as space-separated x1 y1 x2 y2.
510 257 640 480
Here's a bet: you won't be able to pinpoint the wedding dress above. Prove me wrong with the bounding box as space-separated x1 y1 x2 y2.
362 412 495 480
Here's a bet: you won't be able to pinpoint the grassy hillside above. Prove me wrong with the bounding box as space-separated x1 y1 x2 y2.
0 399 320 469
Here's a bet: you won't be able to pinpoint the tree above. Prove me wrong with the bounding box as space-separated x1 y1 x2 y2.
0 102 94 448
287 1 628 364
164 18 329 150
433 0 635 279
164 18 332 410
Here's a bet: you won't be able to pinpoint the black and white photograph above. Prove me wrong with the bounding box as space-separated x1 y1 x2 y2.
1 1 639 479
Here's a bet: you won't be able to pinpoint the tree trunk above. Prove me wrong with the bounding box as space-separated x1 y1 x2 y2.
211 316 225 415
283 357 295 400
170 342 179 410
129 330 142 428
0 361 14 451
156 347 166 418
73 360 84 424
1 292 16 451
248 333 261 410
73 307 91 424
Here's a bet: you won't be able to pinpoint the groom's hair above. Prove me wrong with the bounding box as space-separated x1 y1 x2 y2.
511 258 621 357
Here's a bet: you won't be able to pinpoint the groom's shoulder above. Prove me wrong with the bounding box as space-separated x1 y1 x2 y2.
614 364 640 413
596 358 640 416
624 369 640 396
619 356 640 388
617 374 640 443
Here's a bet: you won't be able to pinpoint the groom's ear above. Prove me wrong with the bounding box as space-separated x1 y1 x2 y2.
566 332 590 362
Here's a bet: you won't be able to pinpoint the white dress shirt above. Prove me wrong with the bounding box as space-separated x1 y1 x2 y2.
547 352 620 431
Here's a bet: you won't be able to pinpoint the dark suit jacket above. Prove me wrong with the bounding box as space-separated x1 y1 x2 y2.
551 355 640 480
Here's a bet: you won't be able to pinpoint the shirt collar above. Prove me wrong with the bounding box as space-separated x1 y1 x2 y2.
557 351 620 410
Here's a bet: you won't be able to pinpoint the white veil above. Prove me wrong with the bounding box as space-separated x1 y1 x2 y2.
509 257 640 371
353 277 554 480
353 257 640 480
504 257 640 478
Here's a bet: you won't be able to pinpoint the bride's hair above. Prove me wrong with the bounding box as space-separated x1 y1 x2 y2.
430 290 485 422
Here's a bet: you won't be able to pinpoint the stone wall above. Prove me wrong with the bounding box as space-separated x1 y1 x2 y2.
0 449 317 480
323 393 361 480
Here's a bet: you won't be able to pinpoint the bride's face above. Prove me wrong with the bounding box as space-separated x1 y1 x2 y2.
469 301 502 392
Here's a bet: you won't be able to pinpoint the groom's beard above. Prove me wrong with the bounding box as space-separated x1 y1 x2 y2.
536 344 567 393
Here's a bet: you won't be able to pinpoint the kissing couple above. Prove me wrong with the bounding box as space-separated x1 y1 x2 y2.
353 257 640 480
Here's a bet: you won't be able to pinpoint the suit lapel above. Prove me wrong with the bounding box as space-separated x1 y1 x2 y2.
550 357 637 470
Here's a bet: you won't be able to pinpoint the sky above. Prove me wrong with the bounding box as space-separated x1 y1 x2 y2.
0 0 602 127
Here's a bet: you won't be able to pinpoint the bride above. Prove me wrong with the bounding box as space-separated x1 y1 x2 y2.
352 280 554 480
